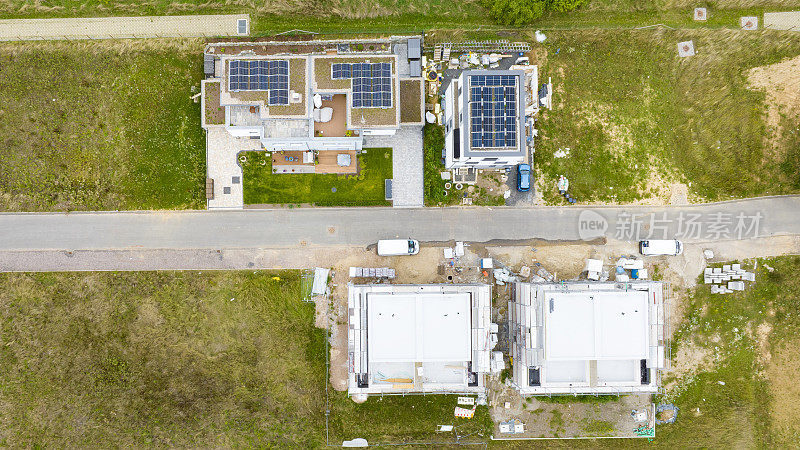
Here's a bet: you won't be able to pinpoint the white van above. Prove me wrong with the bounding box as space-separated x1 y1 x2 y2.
377 239 420 256
639 239 683 256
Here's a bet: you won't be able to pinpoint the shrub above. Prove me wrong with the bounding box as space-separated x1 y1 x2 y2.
484 0 546 26
483 0 587 25
547 0 588 12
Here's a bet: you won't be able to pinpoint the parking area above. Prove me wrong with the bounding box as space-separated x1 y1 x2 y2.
364 125 424 208
504 167 536 206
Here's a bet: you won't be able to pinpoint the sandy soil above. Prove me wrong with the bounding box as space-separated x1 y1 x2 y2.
747 54 800 157
767 337 800 432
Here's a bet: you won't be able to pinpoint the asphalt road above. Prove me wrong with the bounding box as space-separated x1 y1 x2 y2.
0 196 798 251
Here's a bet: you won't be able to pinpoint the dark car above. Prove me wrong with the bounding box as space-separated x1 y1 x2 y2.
516 164 531 192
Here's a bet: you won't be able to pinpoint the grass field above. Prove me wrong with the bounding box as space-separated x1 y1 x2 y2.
532 29 800 203
0 269 497 447
242 148 392 206
0 40 206 211
0 271 327 447
655 256 800 448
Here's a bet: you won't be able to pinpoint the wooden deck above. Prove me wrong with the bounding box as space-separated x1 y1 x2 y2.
271 150 358 174
314 94 348 137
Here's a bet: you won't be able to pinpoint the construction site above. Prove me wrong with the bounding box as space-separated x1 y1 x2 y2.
297 234 721 441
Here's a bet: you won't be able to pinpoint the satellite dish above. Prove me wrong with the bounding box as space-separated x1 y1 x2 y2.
313 93 322 108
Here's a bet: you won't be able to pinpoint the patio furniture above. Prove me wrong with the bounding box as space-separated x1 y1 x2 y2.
313 107 333 123
337 153 352 167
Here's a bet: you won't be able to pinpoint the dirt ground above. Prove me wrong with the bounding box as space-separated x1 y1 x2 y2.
299 234 800 430
301 234 800 395
747 54 800 157
488 374 654 439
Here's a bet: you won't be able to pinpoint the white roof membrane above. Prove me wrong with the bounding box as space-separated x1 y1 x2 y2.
367 292 471 363
545 291 649 361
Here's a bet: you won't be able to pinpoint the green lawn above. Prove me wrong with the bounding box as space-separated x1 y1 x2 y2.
242 148 392 206
0 40 206 211
0 271 327 447
533 29 800 203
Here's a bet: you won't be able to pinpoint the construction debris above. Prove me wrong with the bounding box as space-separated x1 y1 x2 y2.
454 405 476 418
311 267 330 295
499 419 526 434
493 268 518 285
585 259 603 281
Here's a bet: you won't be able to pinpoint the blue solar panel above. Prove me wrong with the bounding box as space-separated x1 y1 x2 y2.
227 60 290 105
329 62 392 109
468 74 518 149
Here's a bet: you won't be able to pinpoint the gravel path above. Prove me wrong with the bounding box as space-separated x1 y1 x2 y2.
0 14 249 41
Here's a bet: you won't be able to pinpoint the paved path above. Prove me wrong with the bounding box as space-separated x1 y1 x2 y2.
0 196 797 251
206 127 261 210
765 11 800 31
364 125 424 208
0 14 248 41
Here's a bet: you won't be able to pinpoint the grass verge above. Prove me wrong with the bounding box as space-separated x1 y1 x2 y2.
328 392 493 444
0 40 206 211
242 148 392 206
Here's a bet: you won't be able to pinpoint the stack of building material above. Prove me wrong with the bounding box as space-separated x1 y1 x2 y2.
442 47 451 62
348 267 396 279
704 263 754 293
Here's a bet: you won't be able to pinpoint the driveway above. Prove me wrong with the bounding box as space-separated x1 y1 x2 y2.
504 167 535 206
363 125 424 208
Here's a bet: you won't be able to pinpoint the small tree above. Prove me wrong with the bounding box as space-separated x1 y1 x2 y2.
484 0 546 26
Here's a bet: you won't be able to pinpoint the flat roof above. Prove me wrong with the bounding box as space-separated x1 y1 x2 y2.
367 292 471 363
458 69 526 158
545 290 649 361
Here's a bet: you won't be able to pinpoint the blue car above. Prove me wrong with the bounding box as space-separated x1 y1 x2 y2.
516 164 531 192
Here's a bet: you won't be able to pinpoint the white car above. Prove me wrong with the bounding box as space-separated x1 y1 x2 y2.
377 239 420 256
639 239 683 256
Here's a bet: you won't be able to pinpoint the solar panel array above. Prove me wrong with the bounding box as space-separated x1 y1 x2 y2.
331 62 392 108
228 60 289 106
468 75 518 149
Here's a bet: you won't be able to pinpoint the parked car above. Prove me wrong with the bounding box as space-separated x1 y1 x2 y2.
377 239 420 256
639 239 683 256
516 164 531 192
